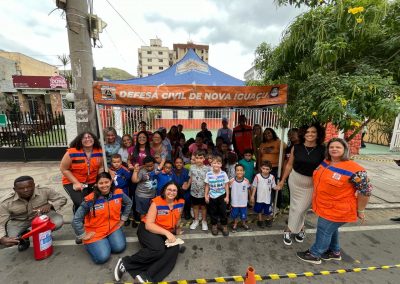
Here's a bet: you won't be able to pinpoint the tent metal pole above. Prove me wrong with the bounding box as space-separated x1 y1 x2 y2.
96 103 108 172
273 105 287 219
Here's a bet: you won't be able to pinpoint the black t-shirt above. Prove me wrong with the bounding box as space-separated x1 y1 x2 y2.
293 143 326 177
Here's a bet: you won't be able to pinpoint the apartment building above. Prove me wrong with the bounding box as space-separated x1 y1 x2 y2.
172 42 209 64
137 39 171 77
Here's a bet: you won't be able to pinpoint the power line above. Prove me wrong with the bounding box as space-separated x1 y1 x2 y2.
104 0 147 45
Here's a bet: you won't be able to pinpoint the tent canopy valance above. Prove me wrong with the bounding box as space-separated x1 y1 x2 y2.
93 49 287 108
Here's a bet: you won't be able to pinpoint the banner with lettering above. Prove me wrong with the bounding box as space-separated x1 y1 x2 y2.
93 82 287 107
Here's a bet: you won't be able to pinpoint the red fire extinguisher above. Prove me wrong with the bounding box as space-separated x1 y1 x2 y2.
21 214 56 260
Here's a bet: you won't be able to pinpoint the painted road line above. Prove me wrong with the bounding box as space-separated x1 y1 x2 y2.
52 223 400 246
351 156 397 163
104 264 400 284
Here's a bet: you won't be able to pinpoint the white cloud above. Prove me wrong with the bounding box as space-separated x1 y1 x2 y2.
0 0 305 80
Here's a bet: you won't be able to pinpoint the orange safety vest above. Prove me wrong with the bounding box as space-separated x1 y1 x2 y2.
312 160 364 223
62 148 103 185
142 196 185 232
83 188 124 244
233 125 253 155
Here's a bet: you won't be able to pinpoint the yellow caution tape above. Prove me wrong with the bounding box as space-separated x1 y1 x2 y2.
351 156 395 163
106 263 400 284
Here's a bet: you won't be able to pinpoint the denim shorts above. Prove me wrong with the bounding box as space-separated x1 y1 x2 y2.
135 195 152 215
253 202 272 216
230 207 247 220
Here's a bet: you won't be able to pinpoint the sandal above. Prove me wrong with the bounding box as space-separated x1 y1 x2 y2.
211 225 218 236
222 225 229 237
232 224 237 233
242 224 251 231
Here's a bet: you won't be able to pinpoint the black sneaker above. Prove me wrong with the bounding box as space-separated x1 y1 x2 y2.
297 250 321 264
321 250 342 261
283 231 292 246
132 221 138 228
265 219 273 227
257 220 264 228
295 230 305 243
124 220 131 226
75 237 82 245
114 258 126 281
17 238 30 252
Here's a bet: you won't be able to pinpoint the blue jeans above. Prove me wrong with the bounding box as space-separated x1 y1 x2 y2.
85 228 126 264
310 217 346 257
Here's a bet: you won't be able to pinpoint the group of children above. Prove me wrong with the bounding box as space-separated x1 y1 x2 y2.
108 146 278 236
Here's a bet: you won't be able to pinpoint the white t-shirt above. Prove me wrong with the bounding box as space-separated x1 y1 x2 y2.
252 173 276 204
230 178 251 207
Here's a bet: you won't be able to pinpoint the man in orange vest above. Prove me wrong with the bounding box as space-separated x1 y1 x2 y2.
232 115 253 159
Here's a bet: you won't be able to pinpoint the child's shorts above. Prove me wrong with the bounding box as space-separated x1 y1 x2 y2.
191 196 206 206
230 207 247 220
135 195 152 215
253 202 272 216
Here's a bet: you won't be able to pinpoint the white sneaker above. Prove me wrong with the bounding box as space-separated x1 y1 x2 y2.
190 219 199 230
201 220 208 231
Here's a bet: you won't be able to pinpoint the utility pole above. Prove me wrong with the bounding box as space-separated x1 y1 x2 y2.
63 0 97 134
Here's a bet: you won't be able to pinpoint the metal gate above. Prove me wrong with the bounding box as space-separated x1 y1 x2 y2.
0 111 68 161
390 114 400 151
98 106 283 138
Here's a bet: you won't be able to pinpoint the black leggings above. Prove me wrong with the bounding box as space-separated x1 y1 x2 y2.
63 183 94 213
122 222 179 282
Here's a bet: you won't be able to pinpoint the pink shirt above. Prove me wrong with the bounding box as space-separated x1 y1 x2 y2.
129 147 155 166
188 143 207 154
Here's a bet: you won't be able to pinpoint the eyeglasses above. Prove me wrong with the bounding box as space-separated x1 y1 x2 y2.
166 188 178 193
82 136 93 140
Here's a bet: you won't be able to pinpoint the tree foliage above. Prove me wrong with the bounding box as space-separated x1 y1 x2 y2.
257 0 400 140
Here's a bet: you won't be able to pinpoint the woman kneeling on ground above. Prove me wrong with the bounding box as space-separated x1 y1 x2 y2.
72 172 132 264
114 181 185 283
297 138 372 264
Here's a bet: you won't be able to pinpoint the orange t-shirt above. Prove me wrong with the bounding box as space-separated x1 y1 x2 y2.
259 139 285 167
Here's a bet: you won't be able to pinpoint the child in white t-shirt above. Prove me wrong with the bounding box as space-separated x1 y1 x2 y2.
250 161 276 228
229 164 252 232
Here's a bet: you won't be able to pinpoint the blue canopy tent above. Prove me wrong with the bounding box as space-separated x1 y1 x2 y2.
108 49 245 86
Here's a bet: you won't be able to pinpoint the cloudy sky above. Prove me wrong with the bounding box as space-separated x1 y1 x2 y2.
0 0 305 80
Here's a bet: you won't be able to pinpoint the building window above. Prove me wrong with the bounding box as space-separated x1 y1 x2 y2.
148 66 153 69
159 66 163 70
188 109 193 119
158 59 163 62
158 51 163 55
173 110 178 119
147 51 151 54
147 58 152 62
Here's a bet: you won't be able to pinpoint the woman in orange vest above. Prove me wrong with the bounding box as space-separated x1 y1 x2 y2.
297 138 372 264
72 172 132 264
60 132 104 214
114 181 185 283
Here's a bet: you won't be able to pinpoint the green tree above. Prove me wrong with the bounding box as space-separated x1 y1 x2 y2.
258 0 400 140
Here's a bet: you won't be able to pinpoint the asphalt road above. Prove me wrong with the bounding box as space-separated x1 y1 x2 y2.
1 209 400 284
